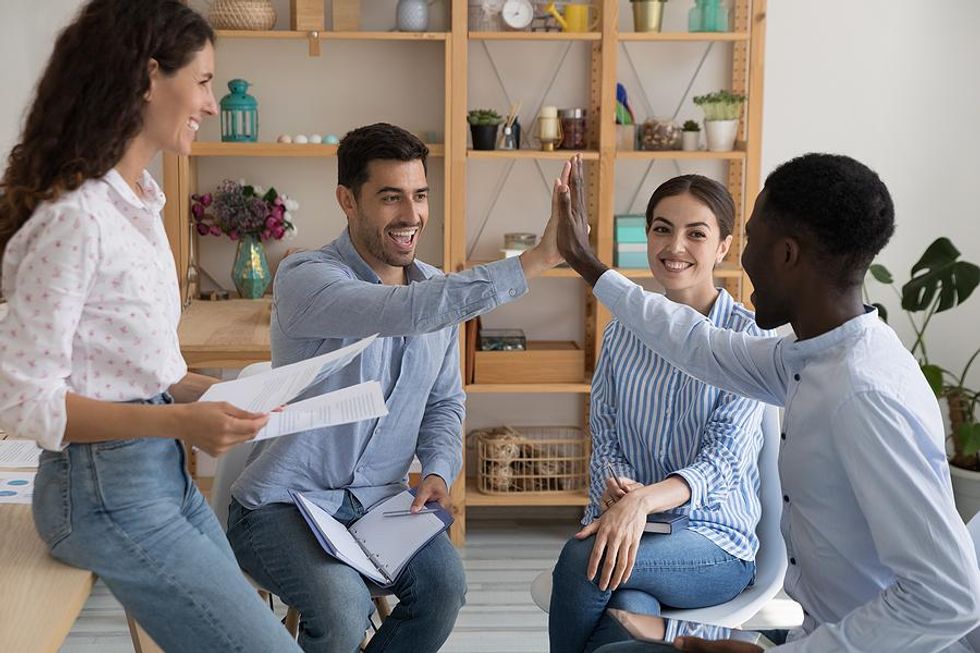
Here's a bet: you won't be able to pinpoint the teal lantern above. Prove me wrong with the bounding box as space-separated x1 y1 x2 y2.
220 79 258 142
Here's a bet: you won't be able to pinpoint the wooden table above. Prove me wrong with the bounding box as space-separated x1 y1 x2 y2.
177 298 272 369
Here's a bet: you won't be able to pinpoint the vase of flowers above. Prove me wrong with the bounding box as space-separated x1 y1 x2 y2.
190 179 297 299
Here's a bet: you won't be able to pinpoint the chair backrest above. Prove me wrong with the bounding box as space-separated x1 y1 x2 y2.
209 361 272 530
753 405 789 591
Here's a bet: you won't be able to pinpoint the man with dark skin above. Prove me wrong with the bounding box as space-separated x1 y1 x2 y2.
555 153 980 652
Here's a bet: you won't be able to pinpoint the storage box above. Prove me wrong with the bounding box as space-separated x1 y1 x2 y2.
291 0 324 30
474 425 589 494
473 341 584 384
616 124 636 151
615 214 647 243
615 243 648 268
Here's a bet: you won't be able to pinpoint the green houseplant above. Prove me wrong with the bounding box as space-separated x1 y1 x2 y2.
866 237 980 517
692 90 745 151
681 119 701 152
467 109 503 151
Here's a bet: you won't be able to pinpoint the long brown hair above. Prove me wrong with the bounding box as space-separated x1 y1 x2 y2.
0 0 213 263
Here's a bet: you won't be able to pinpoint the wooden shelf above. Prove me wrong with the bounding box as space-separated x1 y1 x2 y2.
616 149 746 161
618 32 749 42
468 149 599 161
617 264 743 279
215 30 448 41
190 142 444 158
465 383 591 394
465 477 590 506
470 31 601 41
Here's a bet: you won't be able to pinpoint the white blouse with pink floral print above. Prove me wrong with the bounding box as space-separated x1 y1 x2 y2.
0 168 187 451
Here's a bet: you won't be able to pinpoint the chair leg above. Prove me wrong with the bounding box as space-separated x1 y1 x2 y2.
373 596 391 621
126 611 164 653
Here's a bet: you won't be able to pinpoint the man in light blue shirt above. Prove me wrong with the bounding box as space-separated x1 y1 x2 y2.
556 153 980 652
227 123 563 653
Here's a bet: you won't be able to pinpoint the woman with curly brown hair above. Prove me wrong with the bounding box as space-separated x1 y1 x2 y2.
0 1 301 649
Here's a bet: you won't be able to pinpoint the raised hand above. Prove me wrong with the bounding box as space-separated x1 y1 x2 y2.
519 159 572 278
557 153 607 286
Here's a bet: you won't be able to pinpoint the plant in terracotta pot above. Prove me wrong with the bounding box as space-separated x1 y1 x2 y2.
692 90 745 152
468 108 504 151
866 237 980 519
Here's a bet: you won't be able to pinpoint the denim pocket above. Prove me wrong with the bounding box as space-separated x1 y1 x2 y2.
32 452 73 549
93 438 143 451
93 438 184 512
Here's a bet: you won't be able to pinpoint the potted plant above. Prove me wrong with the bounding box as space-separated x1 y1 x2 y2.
866 237 980 520
468 109 504 151
681 119 701 151
692 90 745 152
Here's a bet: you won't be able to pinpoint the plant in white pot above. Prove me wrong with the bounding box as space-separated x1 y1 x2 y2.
681 119 700 151
693 90 745 152
866 237 980 521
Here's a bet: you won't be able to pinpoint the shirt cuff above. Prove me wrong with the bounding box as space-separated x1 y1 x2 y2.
487 256 529 303
421 458 458 488
670 467 710 510
593 269 635 312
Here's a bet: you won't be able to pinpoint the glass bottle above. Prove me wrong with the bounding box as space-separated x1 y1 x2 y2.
688 0 704 32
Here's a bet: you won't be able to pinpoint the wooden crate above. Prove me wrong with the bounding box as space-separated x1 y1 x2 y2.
473 341 584 384
291 0 324 31
332 0 360 31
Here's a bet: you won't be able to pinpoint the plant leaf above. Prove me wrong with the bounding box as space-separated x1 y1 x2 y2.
871 302 888 323
868 263 893 284
920 363 944 397
956 422 980 456
263 187 277 203
901 237 980 313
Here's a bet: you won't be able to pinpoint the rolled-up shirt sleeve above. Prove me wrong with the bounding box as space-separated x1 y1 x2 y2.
0 207 101 450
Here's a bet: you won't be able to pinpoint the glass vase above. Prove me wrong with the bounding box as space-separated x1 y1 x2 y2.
232 234 270 299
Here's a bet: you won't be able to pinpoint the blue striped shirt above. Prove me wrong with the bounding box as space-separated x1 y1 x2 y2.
586 288 769 561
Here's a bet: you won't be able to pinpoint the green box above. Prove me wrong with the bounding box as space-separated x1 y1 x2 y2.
615 243 648 269
615 215 647 244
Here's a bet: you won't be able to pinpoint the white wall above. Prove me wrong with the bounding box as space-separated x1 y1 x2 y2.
2 0 977 402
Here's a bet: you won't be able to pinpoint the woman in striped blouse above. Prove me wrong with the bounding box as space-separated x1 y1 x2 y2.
549 175 769 653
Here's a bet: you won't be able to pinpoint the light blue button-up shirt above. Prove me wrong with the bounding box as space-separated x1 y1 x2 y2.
594 269 980 652
586 288 768 562
232 229 528 516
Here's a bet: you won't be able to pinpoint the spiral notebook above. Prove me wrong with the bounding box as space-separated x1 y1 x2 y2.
289 488 454 587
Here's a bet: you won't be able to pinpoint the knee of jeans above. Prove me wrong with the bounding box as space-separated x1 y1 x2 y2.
303 588 375 641
554 536 594 584
420 555 467 610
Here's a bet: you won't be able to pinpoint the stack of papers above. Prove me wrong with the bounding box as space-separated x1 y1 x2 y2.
198 335 388 440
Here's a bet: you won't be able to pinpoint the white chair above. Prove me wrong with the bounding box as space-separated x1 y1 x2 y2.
965 512 980 652
210 362 391 640
530 405 787 630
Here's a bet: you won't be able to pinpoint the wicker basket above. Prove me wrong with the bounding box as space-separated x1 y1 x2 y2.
474 426 588 494
209 0 277 31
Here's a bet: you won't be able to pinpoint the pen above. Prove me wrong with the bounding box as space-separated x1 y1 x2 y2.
383 508 439 517
605 461 629 495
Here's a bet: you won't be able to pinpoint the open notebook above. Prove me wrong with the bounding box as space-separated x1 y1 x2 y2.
289 489 454 587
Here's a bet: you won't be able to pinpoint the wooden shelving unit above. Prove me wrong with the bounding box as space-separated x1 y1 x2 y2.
162 1 767 545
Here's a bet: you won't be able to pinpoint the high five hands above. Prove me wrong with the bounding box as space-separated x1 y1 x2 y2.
556 153 608 286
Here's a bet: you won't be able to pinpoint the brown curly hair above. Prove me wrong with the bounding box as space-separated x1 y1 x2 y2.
0 0 214 263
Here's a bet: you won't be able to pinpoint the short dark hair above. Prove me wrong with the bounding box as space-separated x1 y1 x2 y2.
645 174 735 238
337 123 429 197
763 153 895 286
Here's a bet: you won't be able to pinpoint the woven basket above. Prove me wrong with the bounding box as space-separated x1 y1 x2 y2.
209 0 277 31
473 425 589 494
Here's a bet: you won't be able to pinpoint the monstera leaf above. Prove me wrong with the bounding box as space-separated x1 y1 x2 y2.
902 238 980 313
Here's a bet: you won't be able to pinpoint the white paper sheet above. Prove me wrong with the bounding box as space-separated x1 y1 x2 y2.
255 381 388 440
199 335 377 412
0 471 35 504
0 439 42 468
348 491 445 580
293 492 387 584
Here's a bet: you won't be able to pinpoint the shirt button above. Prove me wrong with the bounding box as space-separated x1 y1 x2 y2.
790 557 796 565
508 288 517 297
783 494 789 503
794 373 801 382
780 432 787 441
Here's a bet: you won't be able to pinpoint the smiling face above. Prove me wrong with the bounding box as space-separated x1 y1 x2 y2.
338 158 429 280
142 41 217 156
647 192 732 296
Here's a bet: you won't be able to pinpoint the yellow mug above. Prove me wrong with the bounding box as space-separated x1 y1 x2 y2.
548 2 599 33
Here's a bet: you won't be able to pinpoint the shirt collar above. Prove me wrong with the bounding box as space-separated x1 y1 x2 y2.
783 306 880 367
335 228 427 284
103 168 166 214
707 287 734 327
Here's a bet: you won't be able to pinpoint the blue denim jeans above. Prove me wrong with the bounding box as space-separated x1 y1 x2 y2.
227 491 466 653
31 395 300 652
549 529 756 653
